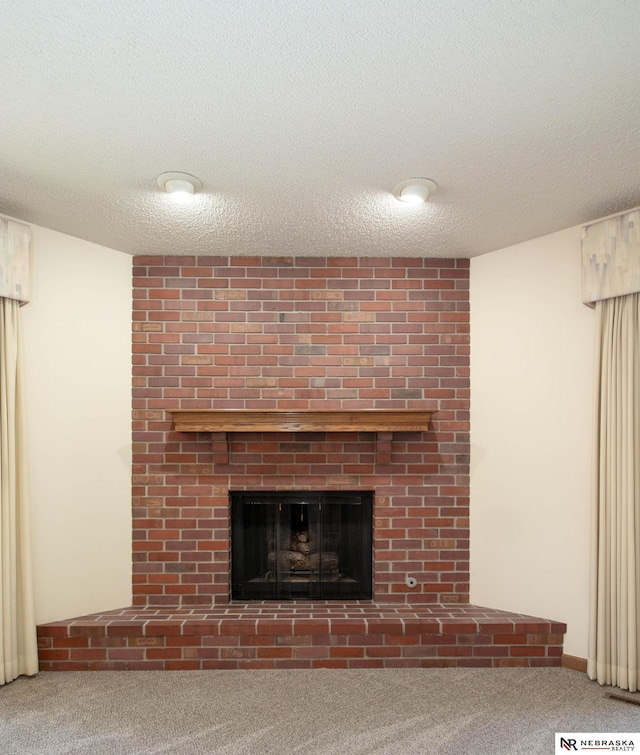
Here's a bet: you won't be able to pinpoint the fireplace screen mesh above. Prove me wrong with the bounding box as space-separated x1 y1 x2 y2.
231 490 373 600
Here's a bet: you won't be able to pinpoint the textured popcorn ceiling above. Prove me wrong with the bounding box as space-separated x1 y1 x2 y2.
1 0 640 258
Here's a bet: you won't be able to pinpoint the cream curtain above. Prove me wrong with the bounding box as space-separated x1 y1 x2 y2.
0 297 38 684
588 292 640 692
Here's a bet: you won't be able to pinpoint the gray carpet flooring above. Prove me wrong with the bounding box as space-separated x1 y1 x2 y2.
1 669 639 754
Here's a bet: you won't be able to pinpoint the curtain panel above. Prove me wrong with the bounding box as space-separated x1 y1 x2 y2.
0 297 38 684
588 292 640 691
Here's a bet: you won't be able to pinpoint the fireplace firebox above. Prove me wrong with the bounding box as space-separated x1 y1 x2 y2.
231 490 373 600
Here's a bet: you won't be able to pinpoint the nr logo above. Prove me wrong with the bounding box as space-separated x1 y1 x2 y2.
560 739 578 751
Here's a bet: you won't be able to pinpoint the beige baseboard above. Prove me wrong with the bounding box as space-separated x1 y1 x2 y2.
561 654 588 673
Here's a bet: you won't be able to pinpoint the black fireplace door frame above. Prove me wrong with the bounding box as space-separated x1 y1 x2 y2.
231 490 373 601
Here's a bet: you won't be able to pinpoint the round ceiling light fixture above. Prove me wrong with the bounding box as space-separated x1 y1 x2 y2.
392 178 438 205
156 172 202 198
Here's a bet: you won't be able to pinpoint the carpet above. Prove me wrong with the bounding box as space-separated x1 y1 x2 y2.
1 668 639 754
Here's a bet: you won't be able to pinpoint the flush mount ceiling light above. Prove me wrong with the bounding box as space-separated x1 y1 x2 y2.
392 178 438 205
156 171 202 197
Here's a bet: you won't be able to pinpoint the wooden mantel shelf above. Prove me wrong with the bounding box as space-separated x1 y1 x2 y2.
171 409 434 464
171 409 433 433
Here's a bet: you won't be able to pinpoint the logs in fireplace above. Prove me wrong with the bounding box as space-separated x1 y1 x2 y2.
231 490 373 600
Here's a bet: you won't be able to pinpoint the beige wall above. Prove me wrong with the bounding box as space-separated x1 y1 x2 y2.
21 225 132 624
15 217 595 651
470 225 594 657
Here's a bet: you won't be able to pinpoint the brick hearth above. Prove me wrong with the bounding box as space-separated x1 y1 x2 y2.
37 604 566 670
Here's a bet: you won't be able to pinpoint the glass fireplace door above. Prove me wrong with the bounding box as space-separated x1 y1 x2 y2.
231 490 372 600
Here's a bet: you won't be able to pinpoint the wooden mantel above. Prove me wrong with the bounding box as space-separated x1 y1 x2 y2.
171 409 434 464
171 409 434 433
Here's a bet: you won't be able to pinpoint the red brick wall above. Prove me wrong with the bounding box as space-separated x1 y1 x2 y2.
132 256 470 607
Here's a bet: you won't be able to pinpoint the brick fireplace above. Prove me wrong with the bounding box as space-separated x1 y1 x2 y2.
131 255 471 606
36 255 566 670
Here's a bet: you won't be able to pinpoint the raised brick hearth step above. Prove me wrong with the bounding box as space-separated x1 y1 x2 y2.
37 603 566 671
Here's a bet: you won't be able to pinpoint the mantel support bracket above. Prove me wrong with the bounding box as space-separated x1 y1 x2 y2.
211 432 229 465
376 431 393 465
